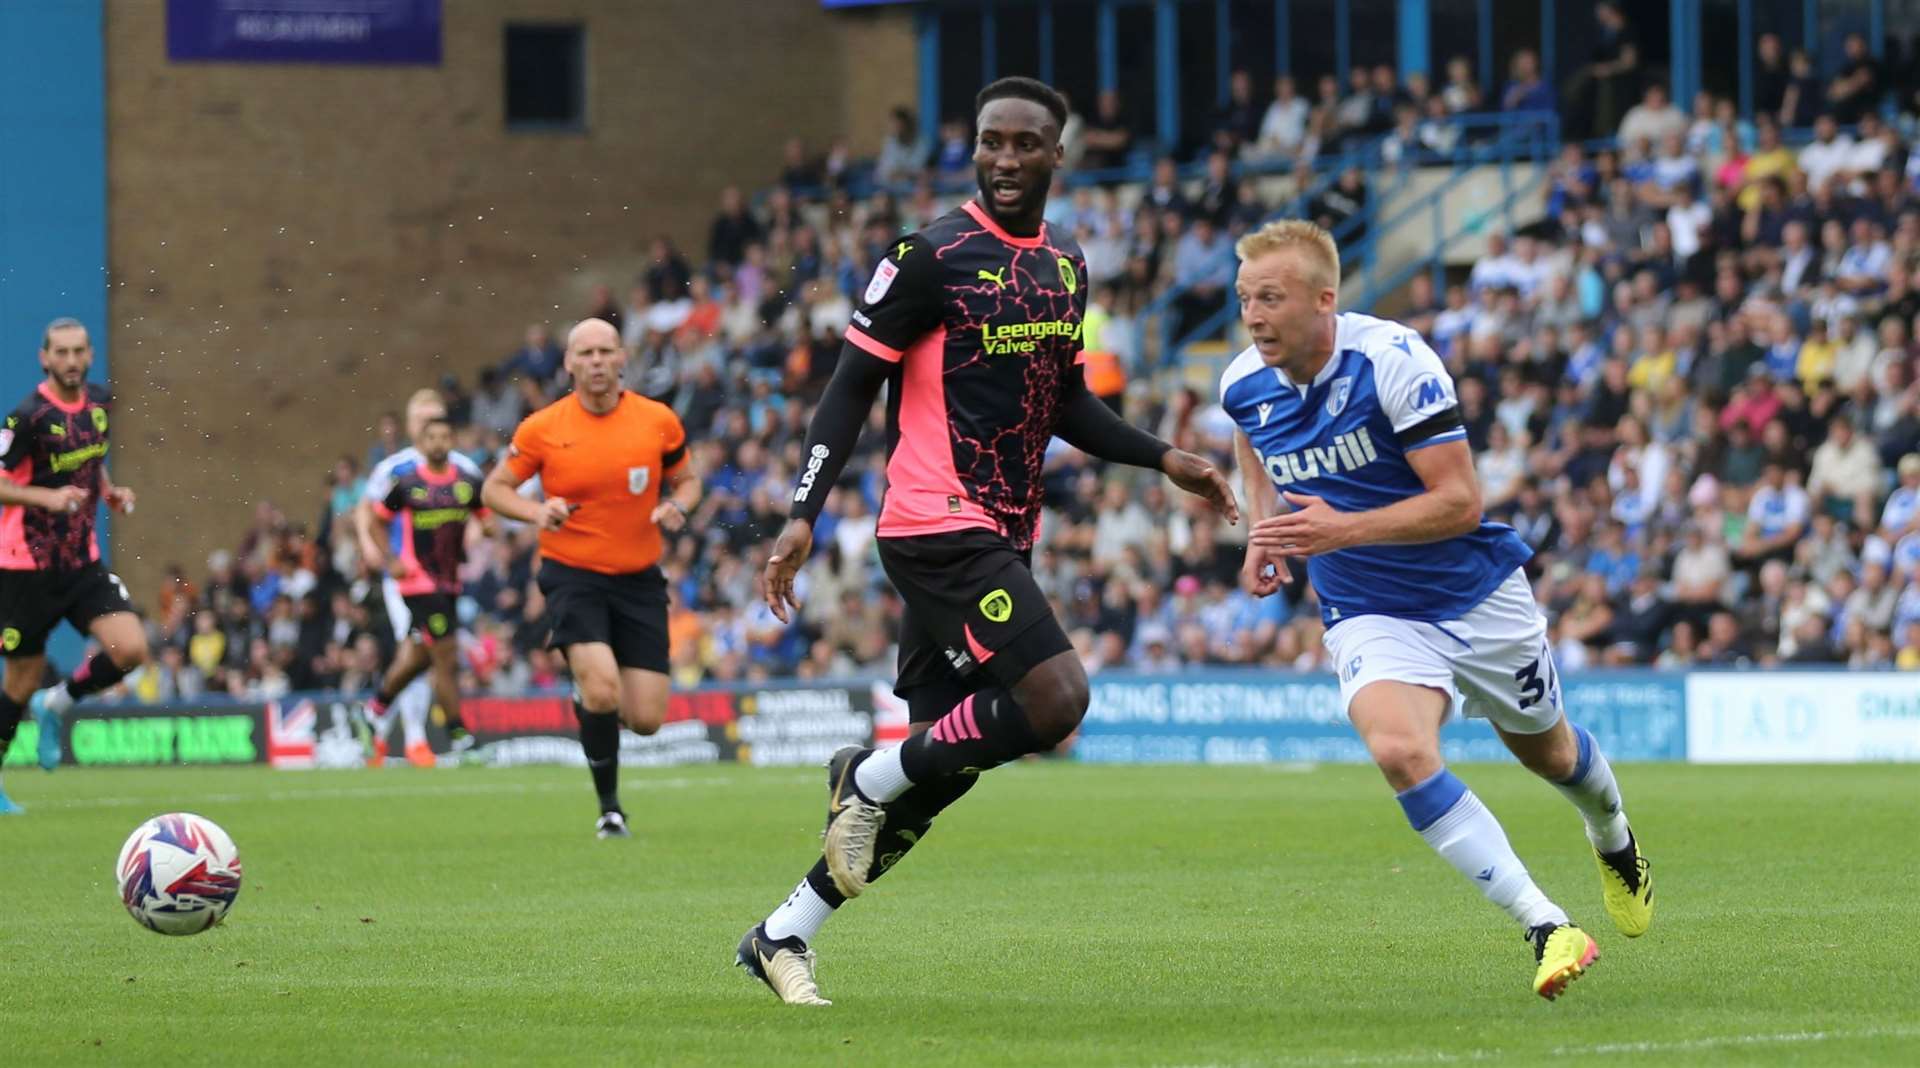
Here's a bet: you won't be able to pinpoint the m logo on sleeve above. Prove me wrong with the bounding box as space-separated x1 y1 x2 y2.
1410 373 1453 415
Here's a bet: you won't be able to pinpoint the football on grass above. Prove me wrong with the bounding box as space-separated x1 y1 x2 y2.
115 813 243 935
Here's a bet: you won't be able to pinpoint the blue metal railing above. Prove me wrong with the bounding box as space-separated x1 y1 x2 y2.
1128 120 1433 369
1134 110 1561 370
1341 111 1560 313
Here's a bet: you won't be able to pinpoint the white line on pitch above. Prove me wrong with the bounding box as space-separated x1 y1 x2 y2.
1162 1023 1920 1067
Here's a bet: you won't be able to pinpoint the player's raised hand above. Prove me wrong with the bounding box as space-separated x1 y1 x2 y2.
1240 541 1293 597
539 496 574 531
1160 449 1241 525
39 485 90 514
1250 492 1354 556
763 518 814 624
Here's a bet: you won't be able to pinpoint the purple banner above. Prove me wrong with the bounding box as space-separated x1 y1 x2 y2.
167 0 441 65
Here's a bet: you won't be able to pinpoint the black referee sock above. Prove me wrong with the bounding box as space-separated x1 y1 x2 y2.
0 692 22 765
65 651 132 701
897 689 1038 785
574 700 622 814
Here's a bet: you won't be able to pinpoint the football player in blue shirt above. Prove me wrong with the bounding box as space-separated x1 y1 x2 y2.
1223 220 1652 1001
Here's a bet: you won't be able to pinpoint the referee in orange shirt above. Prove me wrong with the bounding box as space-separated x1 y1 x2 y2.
482 318 700 838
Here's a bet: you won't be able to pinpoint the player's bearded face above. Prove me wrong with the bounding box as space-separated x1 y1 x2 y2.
420 424 453 464
39 328 92 390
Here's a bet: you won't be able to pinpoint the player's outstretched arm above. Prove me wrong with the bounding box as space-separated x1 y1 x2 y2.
764 345 893 623
1251 438 1481 556
1054 386 1240 523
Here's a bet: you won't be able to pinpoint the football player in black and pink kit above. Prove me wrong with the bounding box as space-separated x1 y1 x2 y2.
362 414 492 763
0 318 146 811
735 78 1241 1004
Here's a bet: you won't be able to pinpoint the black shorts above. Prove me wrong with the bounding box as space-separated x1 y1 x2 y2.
878 529 1073 713
401 593 458 644
0 562 134 659
536 559 669 673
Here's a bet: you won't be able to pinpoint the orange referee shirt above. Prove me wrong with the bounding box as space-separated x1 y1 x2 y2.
504 391 689 575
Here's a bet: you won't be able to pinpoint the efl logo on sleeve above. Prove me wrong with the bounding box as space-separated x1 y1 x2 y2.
865 260 899 304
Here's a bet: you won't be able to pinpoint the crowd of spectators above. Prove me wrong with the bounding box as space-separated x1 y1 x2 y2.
97 30 1920 705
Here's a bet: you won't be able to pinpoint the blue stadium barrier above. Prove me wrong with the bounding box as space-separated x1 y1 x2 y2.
24 669 1919 768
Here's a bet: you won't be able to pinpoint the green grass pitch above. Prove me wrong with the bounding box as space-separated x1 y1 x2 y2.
2 761 1916 1065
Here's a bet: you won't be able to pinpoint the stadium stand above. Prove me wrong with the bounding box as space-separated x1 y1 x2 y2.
104 59 1920 706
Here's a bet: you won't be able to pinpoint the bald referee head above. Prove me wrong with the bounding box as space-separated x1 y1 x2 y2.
565 318 627 414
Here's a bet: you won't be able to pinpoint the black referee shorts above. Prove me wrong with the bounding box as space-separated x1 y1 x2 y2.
536 559 670 673
878 529 1072 713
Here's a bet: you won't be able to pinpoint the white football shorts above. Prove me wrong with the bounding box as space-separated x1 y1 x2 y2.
1321 567 1563 734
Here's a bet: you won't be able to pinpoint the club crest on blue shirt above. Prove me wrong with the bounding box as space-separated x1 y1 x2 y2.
1326 377 1353 417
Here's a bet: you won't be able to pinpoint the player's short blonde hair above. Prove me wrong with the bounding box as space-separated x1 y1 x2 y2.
404 388 445 439
1235 219 1340 293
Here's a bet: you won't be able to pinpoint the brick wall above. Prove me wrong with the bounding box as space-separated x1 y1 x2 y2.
104 0 913 595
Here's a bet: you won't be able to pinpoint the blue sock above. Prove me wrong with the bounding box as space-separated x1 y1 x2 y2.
1551 724 1631 853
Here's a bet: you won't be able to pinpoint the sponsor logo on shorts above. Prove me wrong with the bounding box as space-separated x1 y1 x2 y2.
1 628 18 652
1340 655 1363 684
978 588 1013 624
943 647 973 672
428 613 449 637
